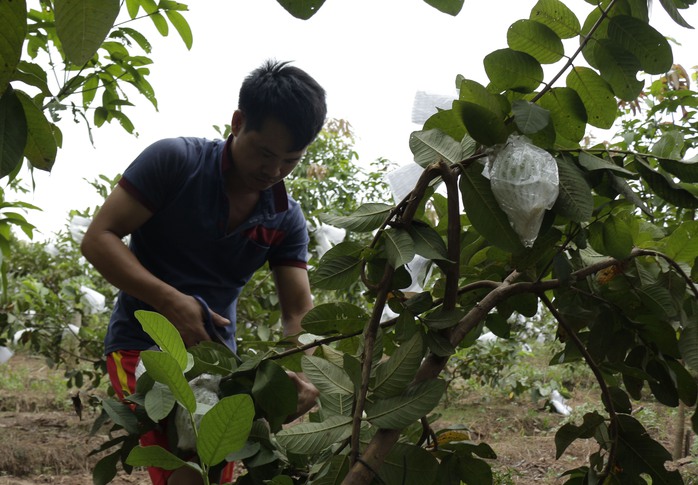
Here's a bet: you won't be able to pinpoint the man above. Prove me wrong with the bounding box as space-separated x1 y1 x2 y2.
81 60 326 485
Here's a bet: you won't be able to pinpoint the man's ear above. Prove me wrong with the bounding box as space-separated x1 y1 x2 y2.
230 110 245 136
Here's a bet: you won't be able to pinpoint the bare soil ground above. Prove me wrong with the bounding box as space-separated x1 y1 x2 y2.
0 353 696 484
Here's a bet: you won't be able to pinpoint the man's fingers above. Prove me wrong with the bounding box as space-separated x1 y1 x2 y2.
210 310 231 327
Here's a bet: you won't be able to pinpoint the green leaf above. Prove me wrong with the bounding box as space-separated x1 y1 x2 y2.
383 228 415 269
679 314 698 373
484 48 544 93
422 0 464 16
150 12 169 36
319 393 354 417
409 129 463 167
251 360 297 420
372 333 425 398
661 221 698 263
459 79 507 116
537 87 587 143
422 309 466 330
602 213 634 260
165 10 192 49
408 223 450 262
512 100 551 134
659 157 698 183
310 254 361 290
0 0 26 96
0 86 27 177
302 355 354 396
54 0 120 65
197 394 254 466
320 203 392 232
311 454 350 485
101 398 139 435
566 67 617 129
608 15 672 75
459 163 524 253
529 0 580 39
366 379 446 430
453 101 508 147
555 412 605 459
635 157 698 209
379 442 440 485
140 350 196 413
615 414 682 484
652 131 684 160
275 415 352 454
275 0 327 19
553 156 593 222
595 39 644 101
578 151 633 176
507 19 564 64
15 91 56 172
126 445 192 470
135 310 188 370
144 382 176 422
92 450 120 485
302 302 368 335
658 0 694 28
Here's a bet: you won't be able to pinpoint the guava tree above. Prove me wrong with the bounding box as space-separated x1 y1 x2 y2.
93 1 698 485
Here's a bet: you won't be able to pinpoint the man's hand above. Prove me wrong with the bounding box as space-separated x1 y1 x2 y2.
159 294 230 348
285 371 319 423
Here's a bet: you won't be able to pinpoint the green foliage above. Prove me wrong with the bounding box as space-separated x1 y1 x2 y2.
0 0 194 178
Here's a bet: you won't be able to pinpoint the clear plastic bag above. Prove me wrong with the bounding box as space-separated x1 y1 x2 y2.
484 135 559 247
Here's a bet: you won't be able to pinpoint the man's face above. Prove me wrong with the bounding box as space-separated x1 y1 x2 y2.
230 112 306 192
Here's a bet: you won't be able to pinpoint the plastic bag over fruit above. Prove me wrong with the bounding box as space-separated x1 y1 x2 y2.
483 135 559 247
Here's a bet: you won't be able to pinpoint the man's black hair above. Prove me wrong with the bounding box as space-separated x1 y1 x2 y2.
238 60 327 150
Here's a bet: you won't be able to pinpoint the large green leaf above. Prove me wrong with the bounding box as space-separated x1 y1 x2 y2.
553 156 593 222
658 0 694 28
529 0 581 39
101 398 139 435
578 151 634 176
0 86 27 177
310 255 361 290
555 412 605 459
139 350 196 413
422 0 464 15
409 129 463 167
320 203 392 232
372 333 425 398
453 101 508 147
135 311 188 371
301 355 354 396
366 379 446 429
252 360 297 422
144 382 176 422
595 39 644 101
164 10 193 49
615 414 682 484
607 15 672 75
679 305 698 373
602 213 634 260
566 67 617 129
660 221 698 263
652 131 685 160
302 302 368 335
197 394 254 466
0 0 26 96
15 91 56 172
507 19 564 64
659 156 698 183
275 415 352 454
383 227 415 269
537 87 587 143
459 163 523 253
312 454 351 485
126 445 192 471
484 48 544 93
408 223 450 261
459 79 506 117
634 157 698 209
512 100 551 135
55 0 121 66
378 442 440 485
276 0 327 19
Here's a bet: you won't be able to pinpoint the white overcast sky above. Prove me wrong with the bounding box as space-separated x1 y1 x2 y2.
17 0 698 239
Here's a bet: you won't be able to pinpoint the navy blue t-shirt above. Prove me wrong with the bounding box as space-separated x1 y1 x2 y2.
104 136 309 354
